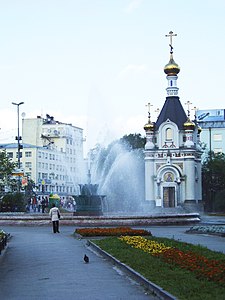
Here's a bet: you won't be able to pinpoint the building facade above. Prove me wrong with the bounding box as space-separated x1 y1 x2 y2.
144 33 202 211
196 109 225 154
0 114 86 196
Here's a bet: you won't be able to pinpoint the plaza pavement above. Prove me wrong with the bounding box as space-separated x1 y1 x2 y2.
0 225 157 300
0 215 224 300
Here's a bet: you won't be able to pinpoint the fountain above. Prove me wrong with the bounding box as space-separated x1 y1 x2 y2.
73 171 106 216
90 141 145 214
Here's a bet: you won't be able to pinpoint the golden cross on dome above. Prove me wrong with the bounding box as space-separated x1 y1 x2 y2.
155 108 160 116
165 31 177 54
146 102 153 115
192 106 198 120
185 101 192 118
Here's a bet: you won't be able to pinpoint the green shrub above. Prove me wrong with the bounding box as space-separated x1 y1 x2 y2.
214 190 225 212
0 193 26 212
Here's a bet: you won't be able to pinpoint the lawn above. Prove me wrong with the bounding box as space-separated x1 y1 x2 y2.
91 235 225 300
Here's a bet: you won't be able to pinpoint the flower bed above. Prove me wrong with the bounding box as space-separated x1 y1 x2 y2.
187 225 225 236
119 235 170 254
75 227 151 237
119 235 225 285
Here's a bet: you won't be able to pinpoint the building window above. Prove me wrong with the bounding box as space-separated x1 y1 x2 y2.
25 162 32 168
166 128 173 140
213 134 222 141
25 151 32 157
7 152 13 158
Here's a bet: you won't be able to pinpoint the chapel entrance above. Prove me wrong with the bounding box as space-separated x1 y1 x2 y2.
163 187 175 207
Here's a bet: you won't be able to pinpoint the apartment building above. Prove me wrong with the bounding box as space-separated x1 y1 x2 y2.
196 109 225 154
0 114 86 196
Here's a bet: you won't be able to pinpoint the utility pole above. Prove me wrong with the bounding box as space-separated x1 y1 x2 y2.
12 101 24 191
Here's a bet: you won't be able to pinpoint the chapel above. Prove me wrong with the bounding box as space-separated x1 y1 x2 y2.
144 31 202 211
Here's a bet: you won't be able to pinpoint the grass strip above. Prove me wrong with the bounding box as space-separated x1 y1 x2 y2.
93 237 225 300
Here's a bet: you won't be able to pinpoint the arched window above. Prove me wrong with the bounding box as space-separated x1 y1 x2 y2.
170 80 173 86
166 128 173 140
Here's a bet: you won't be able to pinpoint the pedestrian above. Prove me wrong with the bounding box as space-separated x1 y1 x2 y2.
37 196 41 213
41 197 45 213
32 196 37 212
49 203 61 233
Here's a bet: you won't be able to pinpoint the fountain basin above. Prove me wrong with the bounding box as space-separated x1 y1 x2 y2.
73 195 106 216
0 213 200 226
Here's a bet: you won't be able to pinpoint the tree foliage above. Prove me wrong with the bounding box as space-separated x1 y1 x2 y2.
0 192 26 212
0 150 17 194
120 133 146 150
0 150 16 179
202 151 225 212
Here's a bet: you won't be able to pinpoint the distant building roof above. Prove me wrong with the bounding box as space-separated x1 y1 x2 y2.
0 143 38 149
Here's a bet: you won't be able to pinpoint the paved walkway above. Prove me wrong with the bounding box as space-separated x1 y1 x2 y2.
0 215 224 300
0 226 155 300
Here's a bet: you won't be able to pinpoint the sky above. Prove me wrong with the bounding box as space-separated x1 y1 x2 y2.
0 0 225 155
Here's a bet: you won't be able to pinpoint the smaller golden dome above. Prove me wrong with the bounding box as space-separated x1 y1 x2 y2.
183 118 195 130
144 121 154 131
164 54 180 76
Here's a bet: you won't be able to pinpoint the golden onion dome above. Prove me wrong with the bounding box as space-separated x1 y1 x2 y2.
164 54 180 76
183 118 195 130
144 121 154 131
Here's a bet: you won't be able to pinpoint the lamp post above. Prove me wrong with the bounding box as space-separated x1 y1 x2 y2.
12 101 24 191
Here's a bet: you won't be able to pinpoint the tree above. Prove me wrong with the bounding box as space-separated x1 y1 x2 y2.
23 178 36 203
0 192 26 212
120 133 146 150
202 151 225 212
0 150 17 195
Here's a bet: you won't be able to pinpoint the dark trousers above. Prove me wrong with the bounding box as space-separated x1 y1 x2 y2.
52 221 59 233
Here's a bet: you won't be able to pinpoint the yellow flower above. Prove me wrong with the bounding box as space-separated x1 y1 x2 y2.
119 236 171 255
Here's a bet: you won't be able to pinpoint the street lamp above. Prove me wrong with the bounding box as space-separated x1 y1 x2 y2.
12 101 24 191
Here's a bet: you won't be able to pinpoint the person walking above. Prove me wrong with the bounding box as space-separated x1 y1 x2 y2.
41 197 46 213
49 203 61 233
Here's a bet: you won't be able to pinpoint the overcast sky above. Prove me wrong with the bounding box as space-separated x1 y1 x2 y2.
0 0 225 154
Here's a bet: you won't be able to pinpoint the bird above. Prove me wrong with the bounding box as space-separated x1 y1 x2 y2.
84 254 89 263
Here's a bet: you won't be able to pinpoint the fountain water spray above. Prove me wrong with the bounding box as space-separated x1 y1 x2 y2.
90 141 145 214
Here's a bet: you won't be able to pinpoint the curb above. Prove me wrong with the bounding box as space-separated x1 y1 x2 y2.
88 240 177 300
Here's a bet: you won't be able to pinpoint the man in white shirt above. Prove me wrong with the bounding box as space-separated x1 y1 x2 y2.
49 203 61 233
